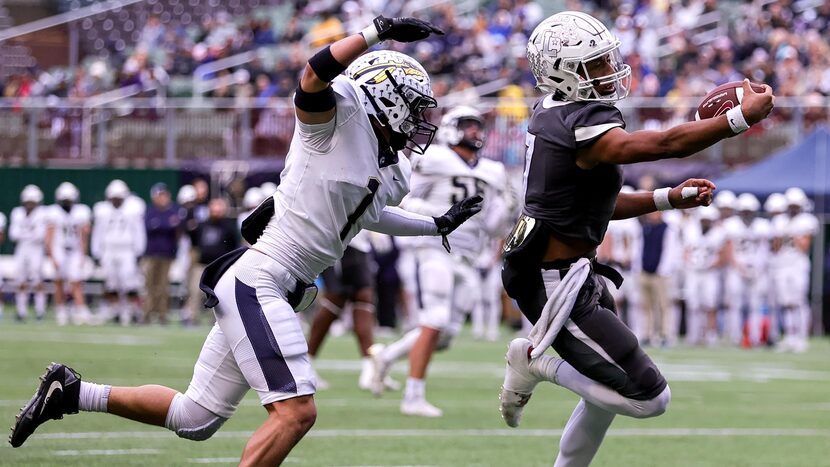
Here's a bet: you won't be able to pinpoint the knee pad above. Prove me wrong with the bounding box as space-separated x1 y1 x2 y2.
165 393 228 441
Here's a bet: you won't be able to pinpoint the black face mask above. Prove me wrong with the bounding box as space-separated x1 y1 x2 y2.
59 201 72 213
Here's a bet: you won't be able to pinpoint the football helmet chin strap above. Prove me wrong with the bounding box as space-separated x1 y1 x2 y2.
360 70 437 154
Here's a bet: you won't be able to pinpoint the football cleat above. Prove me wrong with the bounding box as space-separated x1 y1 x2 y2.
9 363 81 448
368 343 393 397
499 338 542 428
400 398 443 418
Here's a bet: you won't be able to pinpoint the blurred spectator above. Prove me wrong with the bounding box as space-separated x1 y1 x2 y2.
143 183 181 325
638 210 681 347
183 198 239 325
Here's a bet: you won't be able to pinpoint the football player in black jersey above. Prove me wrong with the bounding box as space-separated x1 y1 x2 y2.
498 11 774 467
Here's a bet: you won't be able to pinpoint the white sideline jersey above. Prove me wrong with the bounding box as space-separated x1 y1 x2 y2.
772 212 818 263
605 217 643 272
400 144 509 260
254 76 410 283
91 201 147 258
722 216 771 274
10 206 48 248
684 223 725 271
47 204 91 252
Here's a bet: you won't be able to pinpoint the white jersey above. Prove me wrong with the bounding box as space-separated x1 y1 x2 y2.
722 216 771 274
605 217 643 273
772 212 818 264
91 201 146 258
684 223 725 271
9 206 48 249
254 76 410 283
401 144 510 260
47 204 92 253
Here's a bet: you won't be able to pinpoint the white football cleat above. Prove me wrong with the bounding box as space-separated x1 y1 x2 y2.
368 343 393 397
383 375 401 391
499 338 542 428
400 398 443 418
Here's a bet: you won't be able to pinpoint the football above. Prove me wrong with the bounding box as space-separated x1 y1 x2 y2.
695 81 767 120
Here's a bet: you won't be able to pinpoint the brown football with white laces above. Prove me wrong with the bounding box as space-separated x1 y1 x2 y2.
695 81 767 120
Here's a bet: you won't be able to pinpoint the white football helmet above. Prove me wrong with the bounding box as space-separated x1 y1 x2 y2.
177 184 197 205
55 182 80 203
347 50 437 153
436 105 485 150
21 185 43 204
527 11 631 101
713 190 737 210
698 205 720 221
764 193 787 214
243 187 266 210
784 187 808 207
736 193 760 212
105 179 130 200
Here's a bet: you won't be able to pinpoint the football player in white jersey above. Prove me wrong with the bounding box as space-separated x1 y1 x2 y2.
763 192 787 345
722 193 771 347
237 187 266 240
91 180 147 326
369 106 512 417
45 182 92 326
597 185 643 338
683 206 727 345
11 16 481 466
9 185 49 321
0 210 5 320
772 188 818 353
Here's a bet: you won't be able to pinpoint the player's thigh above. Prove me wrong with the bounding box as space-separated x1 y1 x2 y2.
701 272 719 309
414 248 455 329
451 261 481 316
553 274 667 400
184 323 249 419
213 259 315 406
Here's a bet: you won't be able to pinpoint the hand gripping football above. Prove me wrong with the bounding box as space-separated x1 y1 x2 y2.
695 81 767 120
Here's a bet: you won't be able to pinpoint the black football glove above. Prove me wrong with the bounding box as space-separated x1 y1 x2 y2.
374 15 444 43
433 195 483 252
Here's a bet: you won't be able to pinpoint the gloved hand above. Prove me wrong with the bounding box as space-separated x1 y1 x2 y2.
374 15 444 43
433 195 483 252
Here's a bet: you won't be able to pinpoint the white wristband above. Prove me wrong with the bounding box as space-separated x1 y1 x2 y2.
653 187 673 211
725 105 750 134
361 24 381 47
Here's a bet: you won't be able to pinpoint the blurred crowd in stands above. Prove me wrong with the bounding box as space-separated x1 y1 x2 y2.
0 0 828 115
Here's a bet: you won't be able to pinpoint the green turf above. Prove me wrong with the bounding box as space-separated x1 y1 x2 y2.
1 322 828 466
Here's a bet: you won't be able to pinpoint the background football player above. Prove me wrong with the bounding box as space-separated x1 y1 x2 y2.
9 185 49 321
683 205 727 346
46 182 92 326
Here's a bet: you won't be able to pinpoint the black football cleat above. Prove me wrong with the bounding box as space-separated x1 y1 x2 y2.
9 363 81 447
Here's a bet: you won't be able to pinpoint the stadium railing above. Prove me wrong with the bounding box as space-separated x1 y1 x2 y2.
0 96 825 168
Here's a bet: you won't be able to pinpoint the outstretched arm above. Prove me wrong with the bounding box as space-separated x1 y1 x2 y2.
611 179 715 220
295 16 443 125
578 80 774 167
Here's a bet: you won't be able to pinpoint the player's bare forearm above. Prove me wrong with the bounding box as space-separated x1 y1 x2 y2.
299 35 368 93
611 191 657 219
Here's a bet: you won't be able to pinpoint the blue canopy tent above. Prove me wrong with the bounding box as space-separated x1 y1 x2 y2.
715 126 829 334
714 126 830 211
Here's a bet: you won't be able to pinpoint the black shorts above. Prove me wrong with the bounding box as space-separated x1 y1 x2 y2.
320 247 374 297
503 258 667 401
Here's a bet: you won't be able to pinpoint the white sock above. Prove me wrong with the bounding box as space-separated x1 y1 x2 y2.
78 382 111 413
551 360 670 419
382 329 421 363
34 291 46 318
16 292 28 318
554 399 616 467
404 377 425 401
799 304 811 340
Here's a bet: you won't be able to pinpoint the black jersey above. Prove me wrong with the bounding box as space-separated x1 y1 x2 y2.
521 95 625 247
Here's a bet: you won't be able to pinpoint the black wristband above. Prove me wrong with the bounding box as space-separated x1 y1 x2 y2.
294 85 336 113
308 45 347 83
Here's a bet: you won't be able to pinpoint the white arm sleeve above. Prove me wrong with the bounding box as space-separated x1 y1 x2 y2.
362 207 439 236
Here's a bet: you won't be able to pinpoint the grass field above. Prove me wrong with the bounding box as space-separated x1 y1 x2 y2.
1 321 829 467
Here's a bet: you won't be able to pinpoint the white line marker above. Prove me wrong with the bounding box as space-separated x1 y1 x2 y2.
31 427 830 441
53 448 162 456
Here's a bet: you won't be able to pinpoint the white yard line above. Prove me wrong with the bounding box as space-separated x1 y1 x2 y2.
1 331 163 346
31 427 830 441
53 448 162 456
